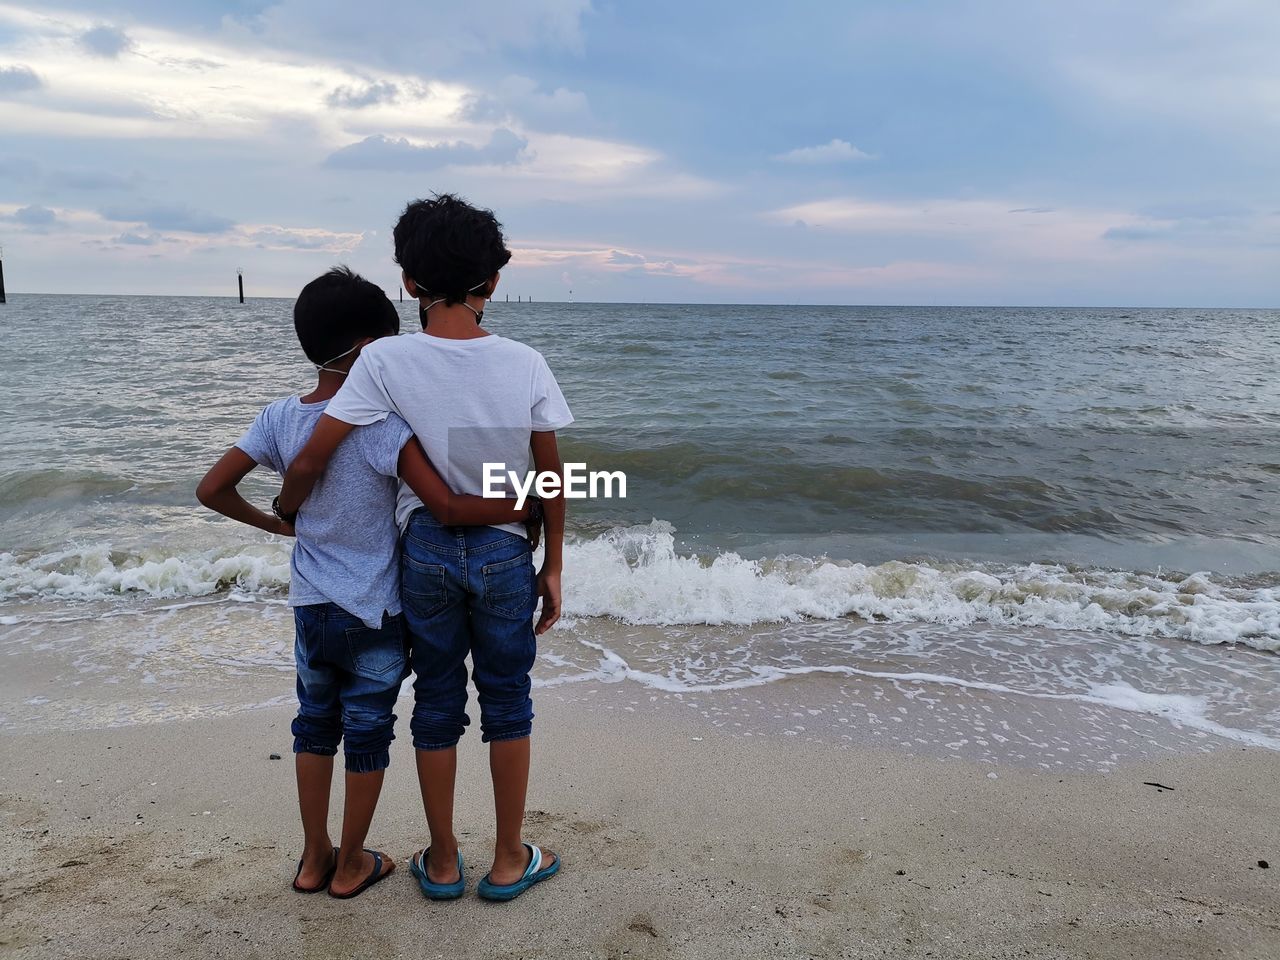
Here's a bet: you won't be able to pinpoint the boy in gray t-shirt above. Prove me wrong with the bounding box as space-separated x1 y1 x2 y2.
197 267 533 899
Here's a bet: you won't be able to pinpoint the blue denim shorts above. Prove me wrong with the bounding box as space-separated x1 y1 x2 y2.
400 510 538 750
291 603 407 773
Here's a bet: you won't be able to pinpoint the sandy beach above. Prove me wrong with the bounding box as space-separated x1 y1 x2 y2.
3 680 1278 960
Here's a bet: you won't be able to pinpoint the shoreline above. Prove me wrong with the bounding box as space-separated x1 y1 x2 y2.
2 696 1277 958
4 598 1278 771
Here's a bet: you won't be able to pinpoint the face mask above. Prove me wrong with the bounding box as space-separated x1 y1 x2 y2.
417 276 492 324
315 342 360 375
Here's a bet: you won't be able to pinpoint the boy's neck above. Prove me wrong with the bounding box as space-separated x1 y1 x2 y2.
300 370 347 404
419 298 491 340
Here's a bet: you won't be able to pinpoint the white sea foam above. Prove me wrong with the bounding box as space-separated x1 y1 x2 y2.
575 638 1280 751
2 523 1277 651
563 523 1280 650
0 543 291 602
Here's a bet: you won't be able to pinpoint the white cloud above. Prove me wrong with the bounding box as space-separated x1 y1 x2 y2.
0 1 700 202
325 129 528 171
774 139 872 164
511 241 983 291
0 3 468 142
769 195 1140 261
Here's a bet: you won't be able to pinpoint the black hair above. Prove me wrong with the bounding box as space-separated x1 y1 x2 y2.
393 193 512 308
293 265 399 366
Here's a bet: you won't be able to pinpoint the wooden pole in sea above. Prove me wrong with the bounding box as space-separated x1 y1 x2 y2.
0 246 6 305
237 267 245 304
399 286 403 302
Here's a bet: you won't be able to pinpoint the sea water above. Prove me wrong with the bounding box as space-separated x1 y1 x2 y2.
2 295 1277 766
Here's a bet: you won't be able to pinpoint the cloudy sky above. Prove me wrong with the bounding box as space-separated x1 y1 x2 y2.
0 0 1277 304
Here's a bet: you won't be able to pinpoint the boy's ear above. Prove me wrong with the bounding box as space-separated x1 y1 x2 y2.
403 272 420 299
484 271 501 297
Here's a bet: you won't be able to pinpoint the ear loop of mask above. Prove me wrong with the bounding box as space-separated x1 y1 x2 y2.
315 342 360 375
417 276 491 324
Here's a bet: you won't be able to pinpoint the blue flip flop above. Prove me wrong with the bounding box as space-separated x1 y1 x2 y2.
292 846 338 893
477 843 560 902
410 847 466 900
328 849 395 900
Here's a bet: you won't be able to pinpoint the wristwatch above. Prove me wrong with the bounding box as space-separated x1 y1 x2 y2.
272 495 298 526
526 494 544 525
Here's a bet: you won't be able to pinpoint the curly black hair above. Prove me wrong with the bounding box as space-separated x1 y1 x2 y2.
393 193 512 307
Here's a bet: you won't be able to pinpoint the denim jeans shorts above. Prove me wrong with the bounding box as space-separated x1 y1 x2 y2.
400 509 538 750
291 603 407 773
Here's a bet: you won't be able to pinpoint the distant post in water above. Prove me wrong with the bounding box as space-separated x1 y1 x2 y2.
399 286 403 302
0 246 6 305
237 268 244 304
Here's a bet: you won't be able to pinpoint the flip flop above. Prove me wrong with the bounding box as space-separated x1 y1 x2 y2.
409 847 466 900
292 846 338 894
477 843 560 902
328 849 395 900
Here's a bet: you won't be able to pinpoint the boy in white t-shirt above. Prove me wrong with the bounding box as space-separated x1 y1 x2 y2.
278 195 570 902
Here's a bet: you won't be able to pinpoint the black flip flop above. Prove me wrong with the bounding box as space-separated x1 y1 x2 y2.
292 846 338 893
328 849 395 900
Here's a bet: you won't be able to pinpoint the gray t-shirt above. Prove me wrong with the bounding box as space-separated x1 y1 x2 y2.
236 396 412 628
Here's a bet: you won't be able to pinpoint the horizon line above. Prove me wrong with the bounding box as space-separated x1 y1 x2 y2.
1 291 1277 311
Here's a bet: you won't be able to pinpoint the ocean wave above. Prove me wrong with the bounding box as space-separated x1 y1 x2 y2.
562 522 1279 649
0 467 136 506
2 523 1276 650
0 543 291 602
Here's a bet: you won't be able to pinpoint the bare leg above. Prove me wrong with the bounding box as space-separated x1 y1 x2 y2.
415 747 461 883
329 769 395 895
488 736 557 885
295 753 335 887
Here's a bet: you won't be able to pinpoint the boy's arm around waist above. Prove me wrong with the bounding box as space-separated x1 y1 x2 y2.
397 438 532 527
277 413 354 516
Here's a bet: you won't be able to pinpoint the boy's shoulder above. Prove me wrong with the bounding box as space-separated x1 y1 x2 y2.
478 334 553 372
255 394 321 428
369 331 548 367
248 395 297 431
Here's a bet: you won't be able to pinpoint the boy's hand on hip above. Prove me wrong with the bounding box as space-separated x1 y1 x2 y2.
524 514 543 552
272 517 296 538
535 568 561 635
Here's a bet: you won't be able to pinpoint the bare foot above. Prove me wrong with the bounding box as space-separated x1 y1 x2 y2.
330 849 396 897
488 844 558 886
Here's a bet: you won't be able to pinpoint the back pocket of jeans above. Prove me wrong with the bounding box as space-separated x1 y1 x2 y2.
481 552 535 619
402 554 449 619
346 622 406 680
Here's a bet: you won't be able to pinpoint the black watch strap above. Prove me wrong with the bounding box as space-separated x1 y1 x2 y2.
526 495 544 525
272 495 298 525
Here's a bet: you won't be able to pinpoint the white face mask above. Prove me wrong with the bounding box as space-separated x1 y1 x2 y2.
417 276 492 324
314 342 360 375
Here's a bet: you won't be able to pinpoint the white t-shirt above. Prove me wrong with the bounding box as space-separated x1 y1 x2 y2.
325 331 574 536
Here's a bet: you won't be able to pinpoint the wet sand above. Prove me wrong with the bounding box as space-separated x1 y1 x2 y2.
2 689 1278 960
